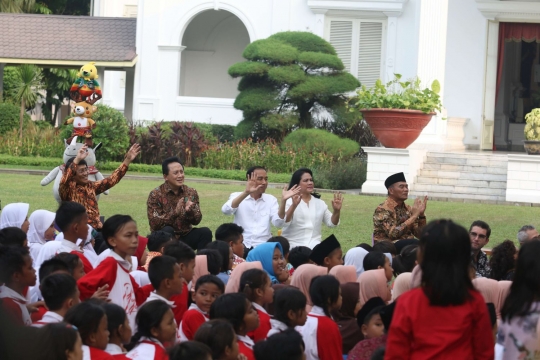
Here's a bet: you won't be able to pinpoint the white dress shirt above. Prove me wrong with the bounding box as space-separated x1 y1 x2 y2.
222 192 285 248
282 196 338 249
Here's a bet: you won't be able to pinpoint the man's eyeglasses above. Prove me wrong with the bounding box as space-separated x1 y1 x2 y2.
470 231 487 240
76 168 89 175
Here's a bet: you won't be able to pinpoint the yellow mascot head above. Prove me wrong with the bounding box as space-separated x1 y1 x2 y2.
77 62 98 80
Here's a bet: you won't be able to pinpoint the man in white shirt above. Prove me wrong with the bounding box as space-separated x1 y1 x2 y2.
222 166 300 253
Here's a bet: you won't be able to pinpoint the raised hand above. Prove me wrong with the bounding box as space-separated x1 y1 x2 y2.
245 173 264 194
332 192 343 212
411 197 423 217
419 196 428 215
185 199 194 212
75 144 89 162
123 143 141 164
282 184 300 201
291 195 301 207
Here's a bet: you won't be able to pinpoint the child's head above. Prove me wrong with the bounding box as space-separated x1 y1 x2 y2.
339 282 361 318
131 300 176 347
54 252 86 280
38 258 70 282
55 202 88 240
0 227 28 248
273 286 308 327
0 202 30 233
215 223 244 259
210 293 260 335
246 242 288 283
357 243 373 252
361 306 385 339
194 319 239 360
41 273 80 312
254 328 305 360
358 269 392 305
163 241 196 283
309 275 342 317
0 245 36 288
193 274 225 313
41 322 82 360
168 341 212 360
206 241 233 273
101 215 138 258
309 235 343 270
288 246 312 269
148 255 184 297
267 236 291 261
363 251 393 281
64 301 109 350
197 249 222 275
102 303 132 346
372 241 398 257
391 244 418 276
239 268 273 305
147 230 173 253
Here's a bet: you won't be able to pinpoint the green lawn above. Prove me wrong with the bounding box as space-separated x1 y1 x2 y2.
1 173 537 251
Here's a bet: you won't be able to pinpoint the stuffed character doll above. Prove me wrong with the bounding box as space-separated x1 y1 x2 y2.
69 62 102 102
64 101 97 146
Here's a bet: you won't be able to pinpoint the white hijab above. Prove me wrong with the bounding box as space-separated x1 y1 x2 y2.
344 247 369 277
0 203 29 229
27 210 55 245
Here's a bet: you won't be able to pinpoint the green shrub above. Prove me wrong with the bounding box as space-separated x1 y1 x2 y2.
313 159 367 190
60 104 130 162
2 66 19 103
282 129 360 161
209 124 235 143
0 121 63 158
0 102 31 135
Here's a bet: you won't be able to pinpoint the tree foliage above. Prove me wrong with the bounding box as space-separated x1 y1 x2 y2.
13 65 43 139
42 68 78 125
229 31 360 139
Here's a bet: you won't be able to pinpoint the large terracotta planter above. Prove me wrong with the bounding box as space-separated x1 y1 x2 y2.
360 109 435 149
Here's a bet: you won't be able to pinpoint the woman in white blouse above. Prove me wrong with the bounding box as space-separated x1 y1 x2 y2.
280 168 343 249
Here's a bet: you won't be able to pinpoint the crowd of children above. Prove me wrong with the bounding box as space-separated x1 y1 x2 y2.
1 200 539 360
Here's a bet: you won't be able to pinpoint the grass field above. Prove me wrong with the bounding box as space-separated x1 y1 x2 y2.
1 172 538 251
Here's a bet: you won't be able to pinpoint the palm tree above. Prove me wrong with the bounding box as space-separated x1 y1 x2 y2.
14 64 43 139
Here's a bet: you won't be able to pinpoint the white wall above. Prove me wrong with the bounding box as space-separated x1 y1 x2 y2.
443 0 487 147
394 0 420 80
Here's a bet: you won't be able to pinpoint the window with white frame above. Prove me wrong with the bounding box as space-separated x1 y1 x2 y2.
326 19 385 88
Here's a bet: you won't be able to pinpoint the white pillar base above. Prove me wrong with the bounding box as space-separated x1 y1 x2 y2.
362 147 427 195
506 154 540 203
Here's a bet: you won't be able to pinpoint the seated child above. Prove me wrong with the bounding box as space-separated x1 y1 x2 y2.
0 227 28 248
246 242 289 284
215 223 246 269
309 235 343 271
126 300 177 359
77 215 153 330
147 255 184 306
302 275 343 360
164 242 196 324
31 257 71 321
64 301 114 360
103 303 132 357
206 241 233 284
358 269 392 307
210 293 260 360
268 286 307 337
33 273 79 327
194 319 240 360
334 283 363 354
54 253 86 280
179 274 225 341
288 246 312 276
240 268 273 342
267 236 292 274
143 230 173 271
0 246 36 325
372 241 397 258
254 328 306 360
197 249 222 276
362 252 393 282
168 341 212 360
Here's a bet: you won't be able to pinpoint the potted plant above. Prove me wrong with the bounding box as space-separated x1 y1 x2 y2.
524 108 540 154
348 74 443 149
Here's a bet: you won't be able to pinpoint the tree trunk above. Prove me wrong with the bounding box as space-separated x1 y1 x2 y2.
19 98 25 140
0 63 4 103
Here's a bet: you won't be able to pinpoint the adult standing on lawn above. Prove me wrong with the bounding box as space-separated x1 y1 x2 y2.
147 156 212 251
281 168 343 249
59 143 141 230
222 166 300 254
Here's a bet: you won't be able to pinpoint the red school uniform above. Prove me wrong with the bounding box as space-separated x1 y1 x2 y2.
178 303 208 341
385 287 494 360
247 302 271 342
31 304 48 322
82 345 115 360
0 285 32 326
77 252 153 330
59 239 94 274
125 337 169 360
237 334 255 360
301 306 343 360
170 282 189 325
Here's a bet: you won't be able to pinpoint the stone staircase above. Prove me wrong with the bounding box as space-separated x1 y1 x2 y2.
411 152 509 203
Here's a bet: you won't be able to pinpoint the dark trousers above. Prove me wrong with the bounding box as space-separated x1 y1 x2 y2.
179 227 213 251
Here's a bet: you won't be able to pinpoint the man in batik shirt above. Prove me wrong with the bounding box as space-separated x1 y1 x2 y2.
469 220 492 278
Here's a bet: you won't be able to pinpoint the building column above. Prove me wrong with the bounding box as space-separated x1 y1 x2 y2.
124 66 135 122
0 63 5 102
383 13 400 82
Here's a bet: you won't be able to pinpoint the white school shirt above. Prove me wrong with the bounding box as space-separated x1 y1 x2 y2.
267 318 289 337
32 311 63 327
0 285 31 325
145 292 176 307
126 337 168 360
96 248 138 269
105 343 124 355
237 334 255 349
222 192 285 248
281 196 338 249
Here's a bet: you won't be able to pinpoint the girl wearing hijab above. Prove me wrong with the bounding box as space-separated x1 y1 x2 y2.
391 272 412 301
358 269 391 307
344 247 369 277
280 168 342 249
27 210 56 262
246 242 289 284
329 265 357 285
190 255 210 291
0 203 30 233
290 264 328 313
225 261 263 294
333 282 363 354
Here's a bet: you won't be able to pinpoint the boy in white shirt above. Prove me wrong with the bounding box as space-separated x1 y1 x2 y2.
33 273 79 327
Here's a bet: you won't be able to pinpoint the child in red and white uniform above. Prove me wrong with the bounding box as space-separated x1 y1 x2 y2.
146 256 184 308
210 293 260 360
0 246 36 326
64 301 115 360
54 202 95 274
163 242 196 325
193 319 241 360
126 300 177 360
267 286 307 337
77 215 153 330
240 268 274 342
33 273 79 327
178 274 224 341
103 303 132 358
301 275 343 360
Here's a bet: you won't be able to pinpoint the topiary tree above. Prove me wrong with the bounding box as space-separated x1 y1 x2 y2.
229 31 360 140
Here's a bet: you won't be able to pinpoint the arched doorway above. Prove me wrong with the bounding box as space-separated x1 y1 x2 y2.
180 10 250 98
